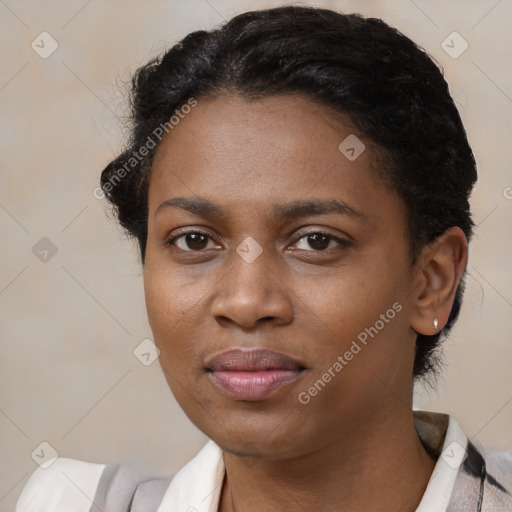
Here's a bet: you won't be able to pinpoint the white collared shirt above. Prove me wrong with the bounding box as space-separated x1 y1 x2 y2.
15 410 512 511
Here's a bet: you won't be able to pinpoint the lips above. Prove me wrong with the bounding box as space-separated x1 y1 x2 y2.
206 348 305 372
205 348 306 401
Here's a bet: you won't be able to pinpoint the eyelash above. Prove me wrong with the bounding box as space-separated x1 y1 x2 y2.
163 229 351 253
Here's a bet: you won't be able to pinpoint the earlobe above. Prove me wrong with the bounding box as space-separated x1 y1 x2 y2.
410 227 468 336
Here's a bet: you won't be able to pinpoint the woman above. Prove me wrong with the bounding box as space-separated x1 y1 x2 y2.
15 5 512 511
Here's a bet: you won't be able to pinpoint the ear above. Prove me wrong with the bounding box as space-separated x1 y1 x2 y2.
410 226 468 336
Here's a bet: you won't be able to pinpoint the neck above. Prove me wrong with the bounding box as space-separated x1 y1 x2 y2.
218 406 437 512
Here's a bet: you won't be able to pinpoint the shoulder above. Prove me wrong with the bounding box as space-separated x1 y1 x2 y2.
450 440 512 511
15 457 106 511
483 446 512 493
15 457 171 512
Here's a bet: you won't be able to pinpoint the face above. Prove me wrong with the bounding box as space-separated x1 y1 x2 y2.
144 93 419 460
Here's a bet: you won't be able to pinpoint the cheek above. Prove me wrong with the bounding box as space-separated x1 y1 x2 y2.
143 268 213 421
307 262 410 374
144 270 171 333
144 267 184 365
143 264 206 373
301 264 398 334
144 260 198 327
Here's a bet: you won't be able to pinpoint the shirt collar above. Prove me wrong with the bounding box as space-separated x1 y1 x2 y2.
414 410 468 512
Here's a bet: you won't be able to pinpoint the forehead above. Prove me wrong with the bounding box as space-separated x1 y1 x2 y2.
148 93 398 223
153 93 359 160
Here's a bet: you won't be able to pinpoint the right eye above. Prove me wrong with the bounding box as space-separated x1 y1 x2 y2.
164 230 222 252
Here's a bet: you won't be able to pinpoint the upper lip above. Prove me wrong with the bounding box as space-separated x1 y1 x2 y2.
205 348 306 372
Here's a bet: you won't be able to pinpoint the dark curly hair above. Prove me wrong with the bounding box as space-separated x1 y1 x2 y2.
100 5 477 381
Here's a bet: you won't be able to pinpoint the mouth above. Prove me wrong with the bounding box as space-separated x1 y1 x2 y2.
205 348 306 401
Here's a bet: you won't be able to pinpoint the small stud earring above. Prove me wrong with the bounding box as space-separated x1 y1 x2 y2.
433 318 439 329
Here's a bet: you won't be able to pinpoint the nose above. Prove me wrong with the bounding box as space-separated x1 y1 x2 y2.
211 244 294 329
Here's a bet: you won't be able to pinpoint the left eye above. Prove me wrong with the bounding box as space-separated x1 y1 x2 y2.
292 232 348 251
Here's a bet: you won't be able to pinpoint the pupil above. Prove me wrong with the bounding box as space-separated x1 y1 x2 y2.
309 233 329 250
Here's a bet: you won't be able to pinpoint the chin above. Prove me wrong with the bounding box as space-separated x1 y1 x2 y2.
195 408 312 460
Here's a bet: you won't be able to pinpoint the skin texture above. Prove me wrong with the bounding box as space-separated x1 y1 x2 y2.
143 93 468 511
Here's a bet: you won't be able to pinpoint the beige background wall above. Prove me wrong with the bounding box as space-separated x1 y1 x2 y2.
1 0 511 509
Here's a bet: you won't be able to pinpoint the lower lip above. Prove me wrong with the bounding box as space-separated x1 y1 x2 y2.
208 369 303 400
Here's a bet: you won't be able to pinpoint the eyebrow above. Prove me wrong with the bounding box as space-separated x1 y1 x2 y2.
155 197 364 223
